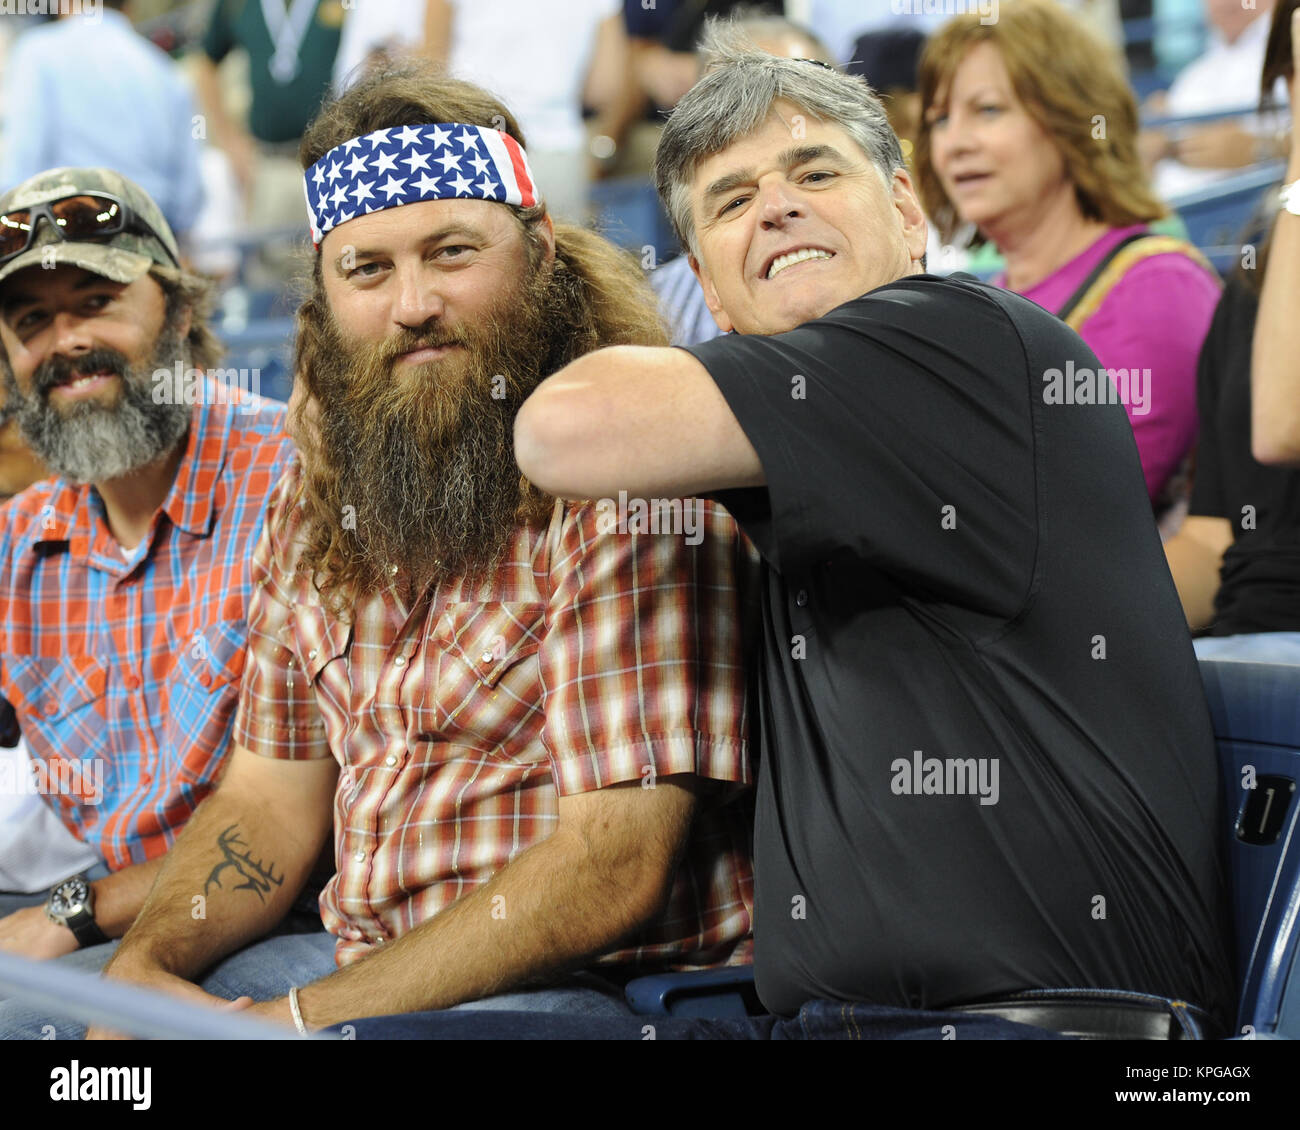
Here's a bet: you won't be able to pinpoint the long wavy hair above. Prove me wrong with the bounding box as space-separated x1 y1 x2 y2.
914 0 1167 245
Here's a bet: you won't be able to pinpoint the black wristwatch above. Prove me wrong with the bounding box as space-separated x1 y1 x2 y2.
45 874 109 948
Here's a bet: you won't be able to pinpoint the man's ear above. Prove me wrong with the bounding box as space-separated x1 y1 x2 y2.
890 168 929 266
688 253 734 334
536 211 557 264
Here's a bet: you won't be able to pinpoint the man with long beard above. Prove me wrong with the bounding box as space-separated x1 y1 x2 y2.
85 66 757 1037
0 169 293 1007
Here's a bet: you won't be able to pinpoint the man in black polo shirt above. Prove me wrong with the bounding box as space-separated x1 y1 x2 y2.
514 28 1235 1038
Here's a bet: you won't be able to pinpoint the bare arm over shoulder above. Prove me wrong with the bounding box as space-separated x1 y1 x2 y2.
514 345 763 499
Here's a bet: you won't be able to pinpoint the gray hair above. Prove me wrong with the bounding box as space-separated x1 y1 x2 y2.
653 20 904 258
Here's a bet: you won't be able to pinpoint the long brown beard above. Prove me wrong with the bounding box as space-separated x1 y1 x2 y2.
298 259 561 601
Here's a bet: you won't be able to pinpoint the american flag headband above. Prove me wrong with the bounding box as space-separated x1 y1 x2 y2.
302 123 541 247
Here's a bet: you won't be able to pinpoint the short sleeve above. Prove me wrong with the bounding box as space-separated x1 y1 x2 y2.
687 280 1038 619
539 499 755 796
231 462 332 760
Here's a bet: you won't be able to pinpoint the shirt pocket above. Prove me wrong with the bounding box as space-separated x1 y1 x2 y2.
6 652 108 727
3 654 110 832
424 601 547 758
163 619 248 787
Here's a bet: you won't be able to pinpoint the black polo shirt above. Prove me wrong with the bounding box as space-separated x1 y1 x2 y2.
686 273 1235 1025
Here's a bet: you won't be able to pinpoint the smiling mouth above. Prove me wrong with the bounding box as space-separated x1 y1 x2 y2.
49 369 119 395
765 248 835 280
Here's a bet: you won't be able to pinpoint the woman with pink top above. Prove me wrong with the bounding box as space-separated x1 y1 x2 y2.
914 0 1221 519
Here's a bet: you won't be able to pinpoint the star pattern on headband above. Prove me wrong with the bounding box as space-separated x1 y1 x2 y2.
305 123 538 241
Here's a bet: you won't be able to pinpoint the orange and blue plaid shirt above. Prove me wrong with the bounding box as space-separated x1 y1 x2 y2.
235 459 759 970
0 385 292 870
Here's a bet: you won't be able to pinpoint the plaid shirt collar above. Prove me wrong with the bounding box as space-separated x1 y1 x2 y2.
35 385 235 552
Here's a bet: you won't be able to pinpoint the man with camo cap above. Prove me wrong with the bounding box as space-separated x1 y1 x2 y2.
0 167 298 994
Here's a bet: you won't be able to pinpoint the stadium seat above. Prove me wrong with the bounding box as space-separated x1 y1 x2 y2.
624 964 761 1018
588 175 679 262
629 660 1300 1036
1167 158 1285 253
1198 657 1300 1039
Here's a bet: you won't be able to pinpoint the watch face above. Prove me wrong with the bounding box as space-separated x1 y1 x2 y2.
48 877 88 919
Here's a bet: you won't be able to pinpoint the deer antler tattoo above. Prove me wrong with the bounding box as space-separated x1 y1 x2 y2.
205 824 285 903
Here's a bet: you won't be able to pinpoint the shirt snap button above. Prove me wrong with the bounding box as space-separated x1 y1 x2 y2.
384 754 398 767
394 656 406 667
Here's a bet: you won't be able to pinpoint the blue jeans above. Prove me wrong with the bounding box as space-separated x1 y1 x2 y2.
1194 631 1300 663
328 998 1074 1040
0 917 336 1040
0 928 639 1038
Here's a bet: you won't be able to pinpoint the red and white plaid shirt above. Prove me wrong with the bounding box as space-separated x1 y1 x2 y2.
234 460 758 970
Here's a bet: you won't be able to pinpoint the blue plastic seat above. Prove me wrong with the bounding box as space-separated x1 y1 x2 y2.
1167 160 1285 251
1198 657 1300 1038
624 964 760 1018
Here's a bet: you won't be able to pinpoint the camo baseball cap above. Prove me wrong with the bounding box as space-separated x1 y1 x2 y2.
0 167 180 288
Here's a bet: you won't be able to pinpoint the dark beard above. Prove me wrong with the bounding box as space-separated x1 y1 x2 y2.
305 259 563 596
9 324 190 486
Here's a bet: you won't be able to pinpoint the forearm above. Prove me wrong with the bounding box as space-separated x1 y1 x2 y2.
292 826 663 1028
584 17 643 155
1252 147 1300 464
105 785 325 981
1164 530 1225 631
191 54 245 150
89 857 165 937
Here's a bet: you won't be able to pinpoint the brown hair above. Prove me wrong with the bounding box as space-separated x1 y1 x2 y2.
1261 0 1299 103
148 264 223 373
915 0 1166 244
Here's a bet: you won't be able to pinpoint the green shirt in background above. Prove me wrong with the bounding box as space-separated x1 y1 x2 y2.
201 0 344 144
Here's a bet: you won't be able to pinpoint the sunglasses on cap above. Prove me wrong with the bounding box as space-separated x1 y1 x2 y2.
0 192 179 269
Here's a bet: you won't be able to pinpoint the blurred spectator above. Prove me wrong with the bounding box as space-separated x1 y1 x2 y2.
1251 2 1300 464
1165 237 1300 658
627 0 781 110
803 0 1122 67
192 0 344 227
846 27 927 163
1143 0 1288 200
331 0 424 93
423 0 638 223
650 13 834 346
0 1 203 241
917 0 1220 520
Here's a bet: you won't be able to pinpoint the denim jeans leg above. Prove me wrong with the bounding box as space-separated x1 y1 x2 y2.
195 929 339 1001
0 940 120 1039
